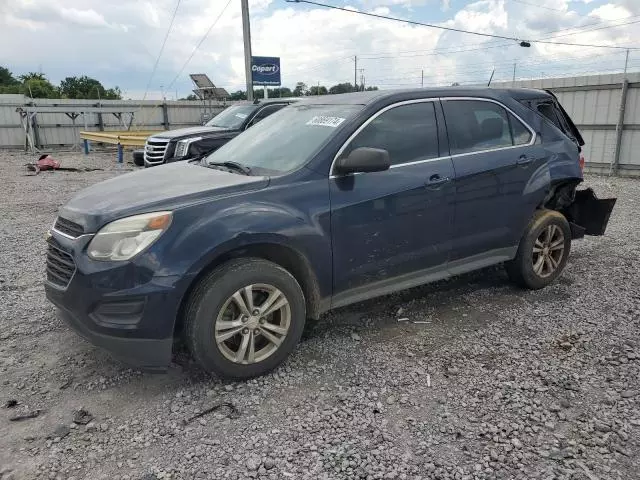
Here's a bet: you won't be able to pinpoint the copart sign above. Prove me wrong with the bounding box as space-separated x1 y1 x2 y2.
251 56 281 86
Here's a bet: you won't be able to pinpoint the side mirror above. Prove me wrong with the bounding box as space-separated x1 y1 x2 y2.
334 147 391 175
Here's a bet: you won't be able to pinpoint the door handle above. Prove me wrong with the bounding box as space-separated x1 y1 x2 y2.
517 155 533 166
426 174 451 188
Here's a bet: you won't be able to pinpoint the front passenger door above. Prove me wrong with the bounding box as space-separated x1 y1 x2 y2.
330 101 455 300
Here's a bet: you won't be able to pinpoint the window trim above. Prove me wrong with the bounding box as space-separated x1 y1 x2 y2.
329 96 537 177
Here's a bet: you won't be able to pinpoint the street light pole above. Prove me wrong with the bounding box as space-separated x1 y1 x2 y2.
241 0 254 101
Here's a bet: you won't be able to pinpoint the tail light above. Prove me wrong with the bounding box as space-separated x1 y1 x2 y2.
579 153 585 172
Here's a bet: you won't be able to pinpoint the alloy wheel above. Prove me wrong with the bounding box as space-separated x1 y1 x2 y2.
532 224 565 278
214 284 291 364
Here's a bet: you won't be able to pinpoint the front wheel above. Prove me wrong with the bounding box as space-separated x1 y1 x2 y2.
184 258 306 380
505 209 572 289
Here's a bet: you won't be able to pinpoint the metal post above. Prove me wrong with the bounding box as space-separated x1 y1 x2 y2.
241 0 254 101
83 139 90 155
117 143 124 164
610 79 629 175
31 113 41 150
97 103 104 131
354 55 357 91
421 69 424 88
162 102 169 129
512 62 516 85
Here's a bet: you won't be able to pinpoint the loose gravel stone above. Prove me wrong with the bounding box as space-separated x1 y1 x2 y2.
1 152 639 479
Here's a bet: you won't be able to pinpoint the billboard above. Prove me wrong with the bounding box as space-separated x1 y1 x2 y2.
251 56 281 86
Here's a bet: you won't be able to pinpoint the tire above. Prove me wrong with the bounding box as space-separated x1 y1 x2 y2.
132 149 144 167
505 209 572 289
184 258 306 380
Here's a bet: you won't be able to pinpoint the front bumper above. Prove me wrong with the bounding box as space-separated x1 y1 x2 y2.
45 232 189 371
52 302 173 371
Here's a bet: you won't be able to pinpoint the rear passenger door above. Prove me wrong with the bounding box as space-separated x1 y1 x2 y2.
330 100 455 300
442 98 539 265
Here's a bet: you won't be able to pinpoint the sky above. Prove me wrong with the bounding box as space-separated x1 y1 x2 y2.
1 0 639 99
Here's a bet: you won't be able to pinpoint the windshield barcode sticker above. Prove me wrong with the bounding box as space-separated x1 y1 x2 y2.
306 116 346 128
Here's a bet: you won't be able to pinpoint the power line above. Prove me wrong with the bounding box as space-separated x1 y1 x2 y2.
166 0 233 90
506 0 565 13
288 0 640 51
141 0 182 102
356 14 640 58
286 0 523 42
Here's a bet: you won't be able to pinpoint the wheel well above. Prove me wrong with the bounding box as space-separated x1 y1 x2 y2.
175 243 323 337
541 179 581 212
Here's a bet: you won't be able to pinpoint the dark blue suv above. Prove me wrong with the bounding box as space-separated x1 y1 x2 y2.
45 88 615 379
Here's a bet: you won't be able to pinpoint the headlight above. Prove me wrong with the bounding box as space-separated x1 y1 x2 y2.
175 137 202 158
87 212 172 261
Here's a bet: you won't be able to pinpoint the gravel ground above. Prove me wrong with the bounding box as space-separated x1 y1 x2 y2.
0 151 639 480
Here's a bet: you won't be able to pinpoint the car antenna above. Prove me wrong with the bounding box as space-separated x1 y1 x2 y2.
487 68 495 87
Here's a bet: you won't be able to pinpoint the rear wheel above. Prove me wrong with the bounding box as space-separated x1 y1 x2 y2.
184 258 306 379
505 209 571 289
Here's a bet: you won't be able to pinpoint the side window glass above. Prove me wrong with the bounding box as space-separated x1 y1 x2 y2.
509 113 532 145
250 104 284 126
344 102 439 166
537 103 563 130
443 100 513 155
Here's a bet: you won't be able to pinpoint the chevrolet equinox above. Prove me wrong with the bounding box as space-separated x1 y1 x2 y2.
45 88 616 379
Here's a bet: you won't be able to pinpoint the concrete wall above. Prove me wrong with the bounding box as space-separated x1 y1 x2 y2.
491 72 640 176
0 96 227 149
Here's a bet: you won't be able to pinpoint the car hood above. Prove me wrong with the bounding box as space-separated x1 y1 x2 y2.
153 125 236 140
59 162 269 233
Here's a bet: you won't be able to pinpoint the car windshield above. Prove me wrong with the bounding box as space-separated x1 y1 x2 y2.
205 103 363 175
205 105 258 129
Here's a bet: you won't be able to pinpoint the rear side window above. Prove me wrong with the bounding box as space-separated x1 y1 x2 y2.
443 100 532 154
345 102 439 166
509 113 533 145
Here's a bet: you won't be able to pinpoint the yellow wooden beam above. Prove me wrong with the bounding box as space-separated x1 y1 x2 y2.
80 130 166 147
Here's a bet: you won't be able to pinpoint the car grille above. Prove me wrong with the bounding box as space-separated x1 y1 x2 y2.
53 216 84 238
144 137 170 165
46 238 76 289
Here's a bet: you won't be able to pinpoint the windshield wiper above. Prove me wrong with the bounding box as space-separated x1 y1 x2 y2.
207 161 252 175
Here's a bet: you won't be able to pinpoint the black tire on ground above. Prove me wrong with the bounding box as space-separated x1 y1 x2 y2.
505 209 572 290
184 258 306 380
132 149 144 167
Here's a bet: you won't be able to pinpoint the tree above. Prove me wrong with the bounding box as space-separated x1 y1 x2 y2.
60 76 121 99
293 82 308 97
229 90 247 101
308 85 328 96
0 67 19 86
179 94 199 100
19 72 59 98
328 83 356 95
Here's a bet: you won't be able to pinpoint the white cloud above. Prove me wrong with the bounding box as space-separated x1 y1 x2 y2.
589 3 632 21
0 0 639 99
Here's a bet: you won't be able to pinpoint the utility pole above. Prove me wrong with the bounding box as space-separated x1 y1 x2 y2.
241 0 254 101
354 55 357 91
421 69 424 88
623 49 630 79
